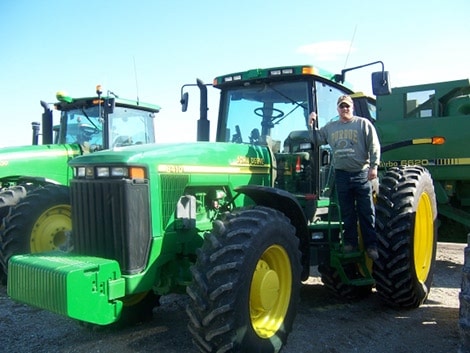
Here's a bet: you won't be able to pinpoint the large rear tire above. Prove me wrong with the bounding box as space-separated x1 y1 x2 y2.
186 206 301 353
374 166 437 308
0 184 72 278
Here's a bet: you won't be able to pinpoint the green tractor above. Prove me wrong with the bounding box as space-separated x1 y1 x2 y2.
0 87 161 280
8 64 438 352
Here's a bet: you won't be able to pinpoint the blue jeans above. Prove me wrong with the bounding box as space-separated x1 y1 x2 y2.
334 169 377 249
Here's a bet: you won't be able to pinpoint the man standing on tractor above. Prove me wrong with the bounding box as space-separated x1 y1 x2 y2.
309 95 381 260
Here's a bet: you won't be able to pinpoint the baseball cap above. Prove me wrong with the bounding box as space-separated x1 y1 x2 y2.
337 95 354 107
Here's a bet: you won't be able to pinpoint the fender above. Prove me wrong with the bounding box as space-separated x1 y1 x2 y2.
235 184 310 280
0 175 62 187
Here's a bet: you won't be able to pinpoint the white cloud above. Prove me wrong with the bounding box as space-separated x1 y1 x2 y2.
296 41 357 61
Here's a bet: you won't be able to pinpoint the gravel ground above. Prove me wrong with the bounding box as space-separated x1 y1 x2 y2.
0 242 464 353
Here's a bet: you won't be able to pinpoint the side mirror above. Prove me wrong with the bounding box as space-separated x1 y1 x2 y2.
372 71 391 96
181 92 189 112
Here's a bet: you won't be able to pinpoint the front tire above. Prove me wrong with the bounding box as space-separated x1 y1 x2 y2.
80 291 160 330
118 291 160 326
374 166 437 308
187 206 301 353
0 184 72 278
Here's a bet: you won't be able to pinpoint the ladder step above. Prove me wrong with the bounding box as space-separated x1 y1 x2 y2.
336 251 363 261
330 251 375 286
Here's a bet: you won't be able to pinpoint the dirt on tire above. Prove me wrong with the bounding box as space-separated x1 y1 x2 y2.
0 242 464 353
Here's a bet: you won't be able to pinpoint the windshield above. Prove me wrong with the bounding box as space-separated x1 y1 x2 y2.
219 79 356 199
62 106 103 146
61 106 155 149
220 81 310 151
109 107 156 147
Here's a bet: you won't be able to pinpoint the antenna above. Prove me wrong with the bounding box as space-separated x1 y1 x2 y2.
343 24 358 69
133 56 140 104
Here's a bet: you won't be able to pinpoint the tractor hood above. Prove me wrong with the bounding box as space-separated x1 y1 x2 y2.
0 144 82 184
69 142 273 170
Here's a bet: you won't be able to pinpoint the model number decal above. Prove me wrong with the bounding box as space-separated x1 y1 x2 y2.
383 158 470 167
160 165 185 173
381 159 430 167
236 156 265 165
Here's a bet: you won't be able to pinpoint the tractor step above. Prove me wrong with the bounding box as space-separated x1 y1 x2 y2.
336 251 364 261
330 249 375 286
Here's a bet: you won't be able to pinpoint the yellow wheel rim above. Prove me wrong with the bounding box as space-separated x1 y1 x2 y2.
30 204 72 253
413 192 434 282
250 245 292 339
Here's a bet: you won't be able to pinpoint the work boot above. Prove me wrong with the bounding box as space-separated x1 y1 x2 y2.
366 247 379 261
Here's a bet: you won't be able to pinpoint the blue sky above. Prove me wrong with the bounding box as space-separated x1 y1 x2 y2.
0 0 468 146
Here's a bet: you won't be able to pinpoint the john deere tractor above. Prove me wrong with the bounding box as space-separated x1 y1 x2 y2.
0 87 160 281
8 64 439 353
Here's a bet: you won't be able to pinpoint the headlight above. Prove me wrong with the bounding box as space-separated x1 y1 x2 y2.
76 167 86 177
73 165 146 179
111 167 129 177
96 167 110 177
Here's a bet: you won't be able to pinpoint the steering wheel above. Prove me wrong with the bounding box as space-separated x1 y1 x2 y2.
76 124 100 144
254 107 284 119
113 135 133 147
78 123 100 135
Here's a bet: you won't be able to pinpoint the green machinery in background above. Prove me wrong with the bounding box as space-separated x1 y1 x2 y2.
373 78 470 230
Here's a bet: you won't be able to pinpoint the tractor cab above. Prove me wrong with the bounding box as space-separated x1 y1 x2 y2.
211 66 374 216
38 87 160 151
55 90 159 151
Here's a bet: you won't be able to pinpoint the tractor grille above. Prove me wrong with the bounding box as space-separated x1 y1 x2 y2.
70 179 151 274
161 174 190 228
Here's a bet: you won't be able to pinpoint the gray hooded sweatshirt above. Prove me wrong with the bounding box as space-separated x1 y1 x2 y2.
315 116 380 172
